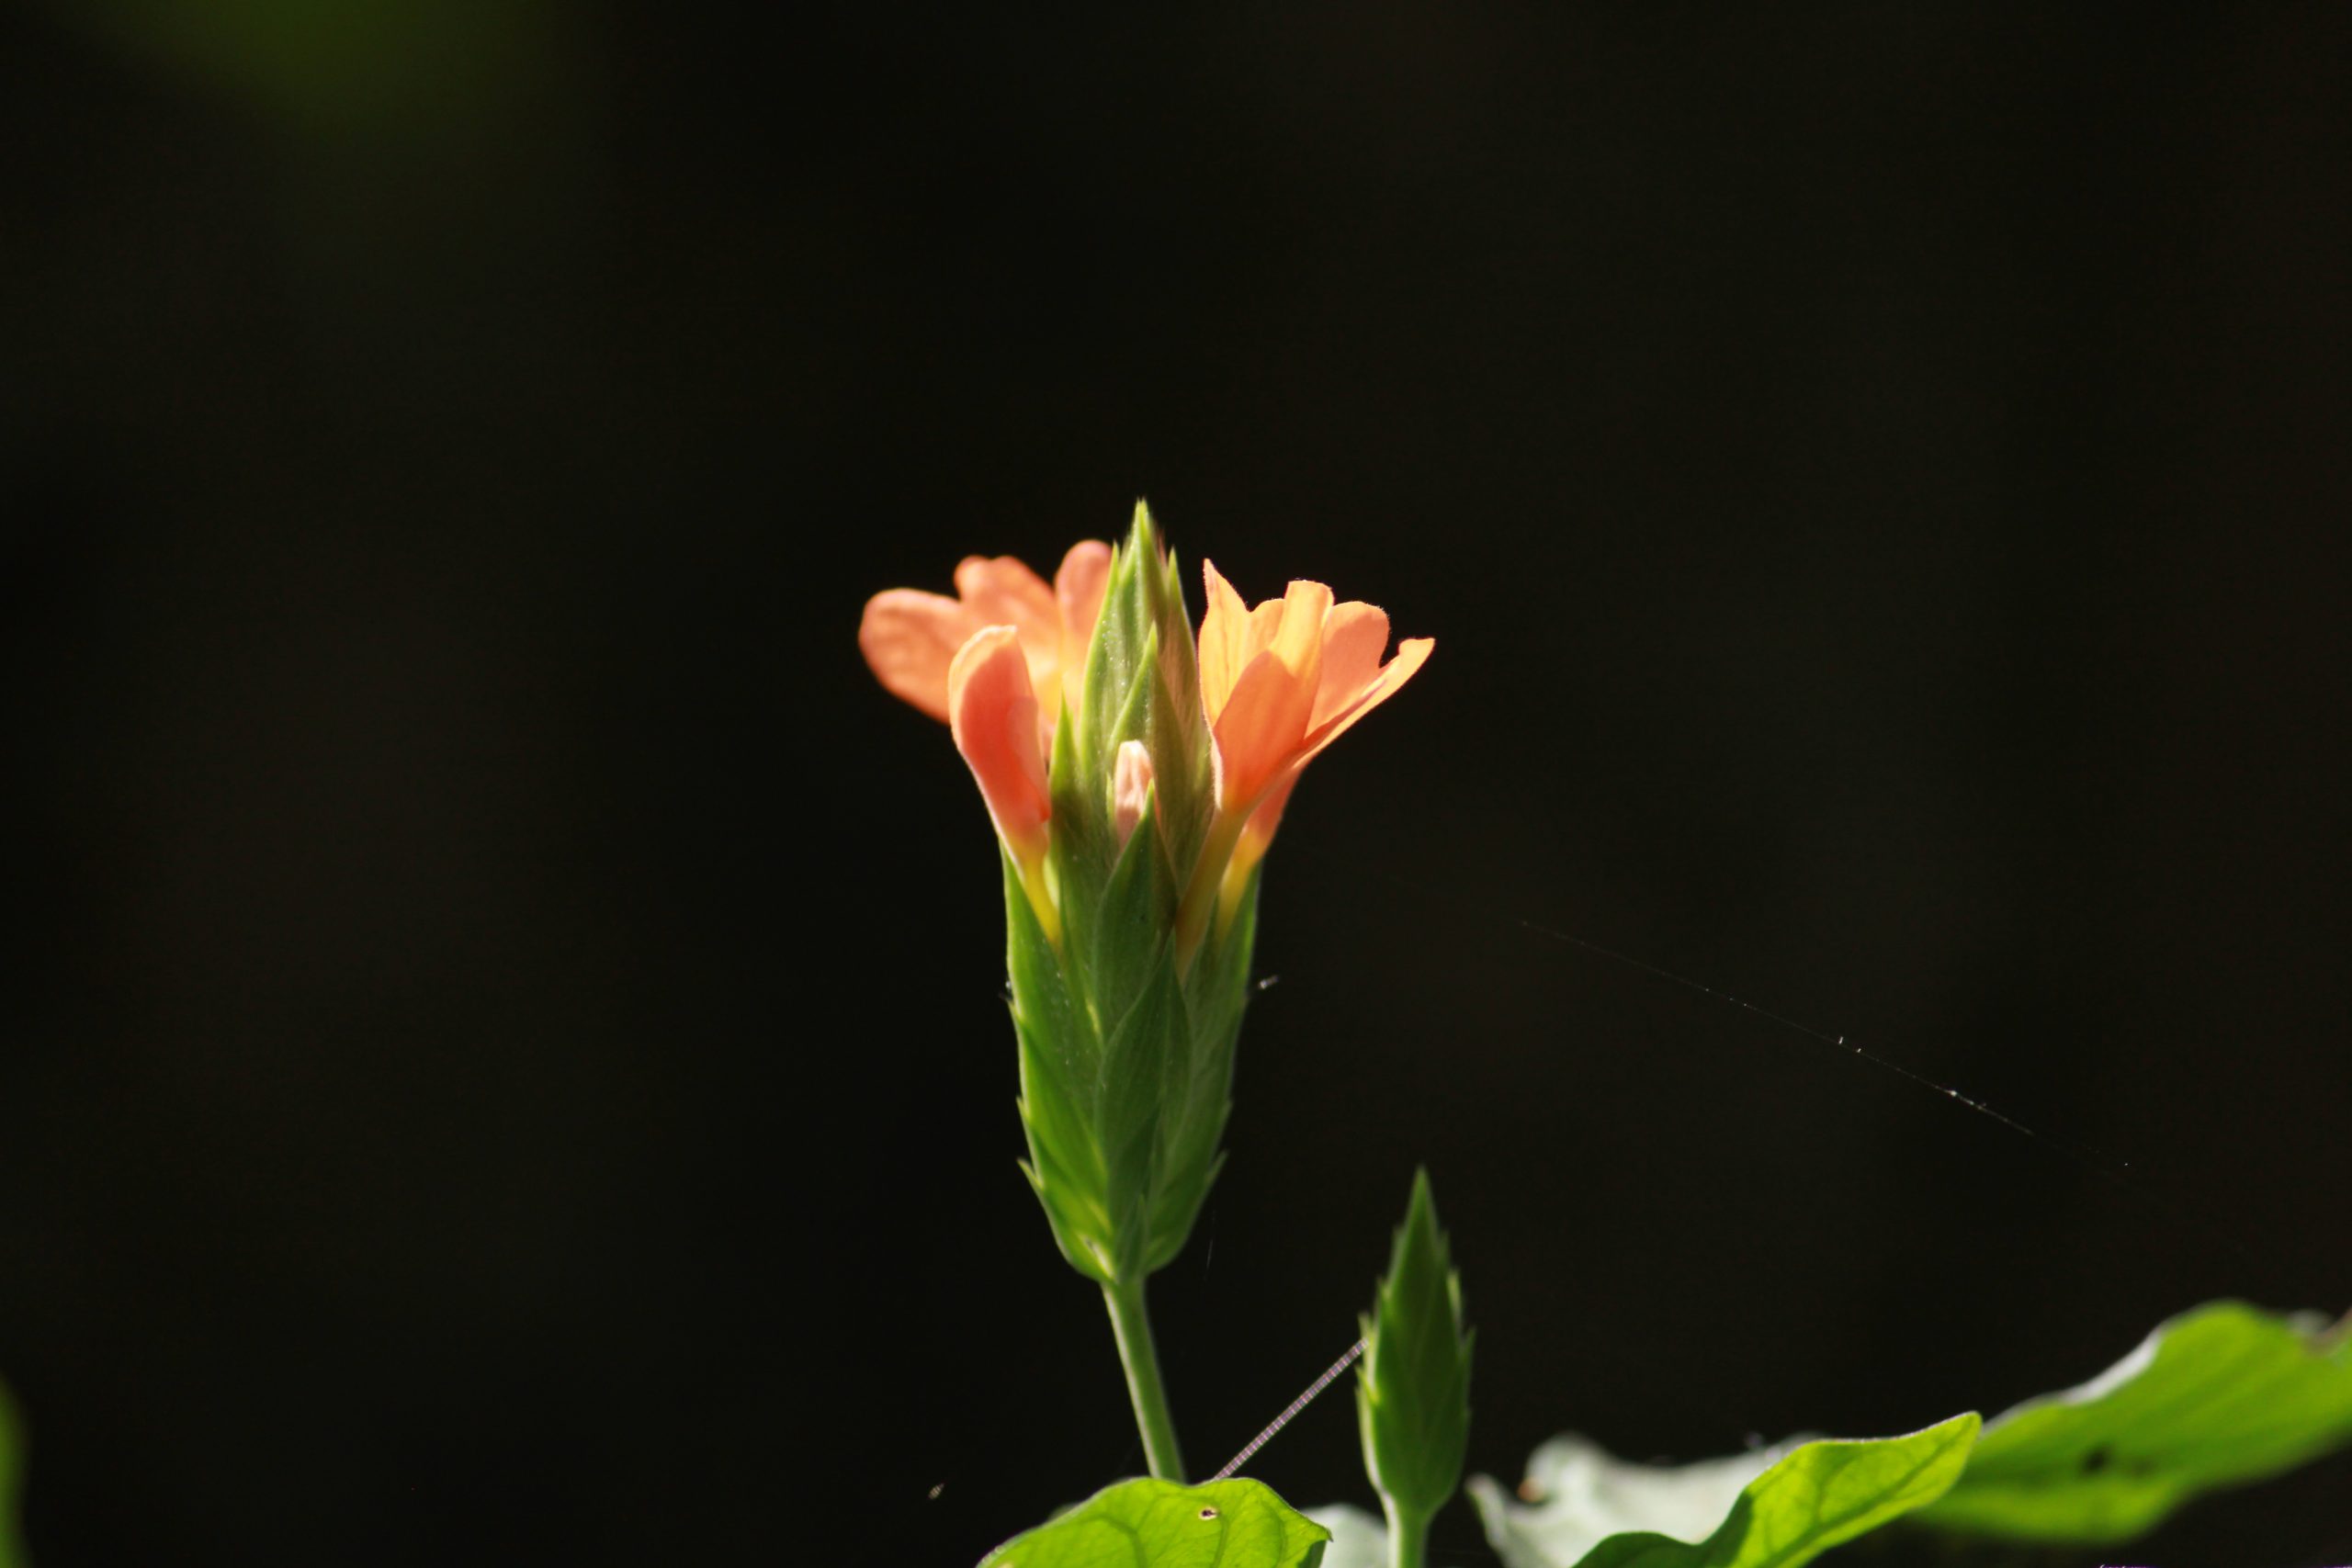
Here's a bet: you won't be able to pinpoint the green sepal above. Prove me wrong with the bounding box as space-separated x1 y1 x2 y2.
1144 536 1215 879
1076 513 1148 793
1144 868 1258 1273
1180 863 1259 1058
1010 807 1250 1287
978 1476 1331 1568
1086 763 1181 1032
1913 1299 2352 1544
1358 1168 1475 1527
1094 950 1188 1284
1006 849 1114 1283
1046 689 1115 987
1005 846 1094 1105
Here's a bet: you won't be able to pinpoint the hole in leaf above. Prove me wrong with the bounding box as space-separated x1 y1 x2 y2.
1197 1506 1218 1520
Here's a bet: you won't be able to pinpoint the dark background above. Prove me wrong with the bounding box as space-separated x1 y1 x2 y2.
5 5 2347 1564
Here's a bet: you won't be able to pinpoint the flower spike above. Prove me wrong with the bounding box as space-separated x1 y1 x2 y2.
858 508 1430 1485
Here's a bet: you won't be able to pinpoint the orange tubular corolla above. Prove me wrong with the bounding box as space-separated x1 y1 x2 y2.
859 541 1112 942
1179 560 1433 955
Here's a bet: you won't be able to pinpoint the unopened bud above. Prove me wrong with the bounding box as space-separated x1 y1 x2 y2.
1113 739 1155 849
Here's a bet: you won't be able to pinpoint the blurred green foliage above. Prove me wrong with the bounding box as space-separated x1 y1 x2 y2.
39 0 572 139
0 1378 22 1568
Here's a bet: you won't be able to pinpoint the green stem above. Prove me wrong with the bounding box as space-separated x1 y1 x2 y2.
1382 1498 1430 1568
1103 1275 1186 1481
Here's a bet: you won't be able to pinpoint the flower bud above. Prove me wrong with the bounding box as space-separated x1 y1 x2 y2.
1359 1168 1474 1538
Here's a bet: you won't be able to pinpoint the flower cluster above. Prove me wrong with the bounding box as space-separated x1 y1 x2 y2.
859 508 1430 955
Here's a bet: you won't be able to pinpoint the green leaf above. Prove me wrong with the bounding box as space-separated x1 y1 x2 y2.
980 1477 1331 1568
1359 1169 1474 1528
1467 1413 1980 1568
1913 1299 2352 1543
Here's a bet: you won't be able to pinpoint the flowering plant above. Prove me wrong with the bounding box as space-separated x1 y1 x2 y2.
862 505 1432 1486
859 506 2352 1568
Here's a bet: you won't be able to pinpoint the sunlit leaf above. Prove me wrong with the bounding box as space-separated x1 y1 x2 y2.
1468 1413 1979 1568
980 1476 1330 1568
1914 1299 2352 1543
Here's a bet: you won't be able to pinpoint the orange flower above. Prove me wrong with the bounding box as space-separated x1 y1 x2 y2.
859 542 1113 736
859 541 1112 942
1180 561 1432 947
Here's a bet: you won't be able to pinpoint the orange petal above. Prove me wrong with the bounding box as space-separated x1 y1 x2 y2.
1271 580 1334 675
1055 540 1114 651
953 555 1059 647
1299 635 1434 764
947 626 1052 868
1053 540 1114 716
955 555 1064 716
1209 581 1334 812
1234 767 1297 870
1312 602 1392 728
859 589 981 723
1207 636 1431 923
1243 598 1289 665
1197 559 1256 716
1210 651 1306 810
1233 633 1429 870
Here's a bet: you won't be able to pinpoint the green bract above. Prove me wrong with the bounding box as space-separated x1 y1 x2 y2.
1010 504 1254 1291
1914 1299 2352 1543
979 1478 1332 1568
1468 1414 1981 1568
1067 502 1215 884
1358 1168 1474 1563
